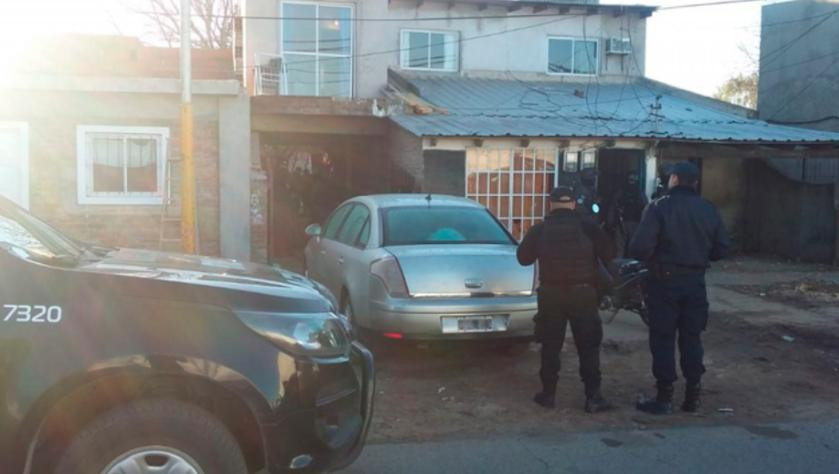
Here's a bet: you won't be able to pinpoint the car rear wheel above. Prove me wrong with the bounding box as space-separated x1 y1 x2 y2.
55 399 248 474
341 292 386 352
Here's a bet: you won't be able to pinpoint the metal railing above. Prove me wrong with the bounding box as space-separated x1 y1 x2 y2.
254 53 288 96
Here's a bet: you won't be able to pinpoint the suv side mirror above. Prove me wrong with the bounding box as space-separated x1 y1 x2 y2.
305 223 322 238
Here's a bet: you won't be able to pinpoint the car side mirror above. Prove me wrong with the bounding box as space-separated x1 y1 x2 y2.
305 223 322 238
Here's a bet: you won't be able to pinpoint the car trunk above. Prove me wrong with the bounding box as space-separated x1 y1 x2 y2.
385 244 534 297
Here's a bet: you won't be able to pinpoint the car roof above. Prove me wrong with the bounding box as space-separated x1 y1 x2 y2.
350 194 483 210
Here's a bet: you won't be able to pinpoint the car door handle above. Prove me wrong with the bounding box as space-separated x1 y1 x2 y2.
320 250 327 256
337 257 345 265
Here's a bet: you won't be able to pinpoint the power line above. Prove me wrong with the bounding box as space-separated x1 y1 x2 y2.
768 115 839 125
766 53 839 121
137 0 781 24
139 10 632 23
657 0 767 11
760 48 839 76
279 15 579 69
759 10 837 67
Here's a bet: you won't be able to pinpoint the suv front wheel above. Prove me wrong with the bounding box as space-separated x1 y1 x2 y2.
55 398 248 474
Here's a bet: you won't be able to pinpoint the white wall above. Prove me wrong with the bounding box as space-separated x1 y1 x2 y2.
243 0 647 98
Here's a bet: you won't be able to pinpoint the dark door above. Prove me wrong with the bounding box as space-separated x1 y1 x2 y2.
596 149 645 207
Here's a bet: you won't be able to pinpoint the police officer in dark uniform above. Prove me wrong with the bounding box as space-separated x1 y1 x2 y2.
607 172 648 256
629 162 730 414
517 185 616 413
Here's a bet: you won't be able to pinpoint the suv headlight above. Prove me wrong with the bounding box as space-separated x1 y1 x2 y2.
236 311 350 357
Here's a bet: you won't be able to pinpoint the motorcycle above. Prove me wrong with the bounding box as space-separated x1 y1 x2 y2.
601 258 651 327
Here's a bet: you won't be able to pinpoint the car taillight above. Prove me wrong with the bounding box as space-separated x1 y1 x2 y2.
370 255 410 298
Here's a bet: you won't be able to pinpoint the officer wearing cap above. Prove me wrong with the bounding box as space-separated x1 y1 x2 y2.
629 162 730 414
517 185 616 413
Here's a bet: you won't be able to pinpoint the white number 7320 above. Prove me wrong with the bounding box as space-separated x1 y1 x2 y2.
3 305 62 323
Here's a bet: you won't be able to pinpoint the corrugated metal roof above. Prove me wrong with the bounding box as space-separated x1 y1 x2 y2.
390 74 839 144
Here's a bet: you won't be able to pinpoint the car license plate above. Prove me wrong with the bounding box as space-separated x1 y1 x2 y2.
441 315 509 334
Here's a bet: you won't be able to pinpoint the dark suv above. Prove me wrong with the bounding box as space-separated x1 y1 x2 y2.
0 197 374 473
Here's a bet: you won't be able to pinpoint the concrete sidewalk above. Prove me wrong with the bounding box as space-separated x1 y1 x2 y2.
341 419 839 474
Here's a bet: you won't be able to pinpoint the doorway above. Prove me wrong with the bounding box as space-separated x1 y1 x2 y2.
597 149 645 208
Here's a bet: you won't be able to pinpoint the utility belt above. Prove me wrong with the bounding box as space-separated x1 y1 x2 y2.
539 282 594 292
651 262 706 279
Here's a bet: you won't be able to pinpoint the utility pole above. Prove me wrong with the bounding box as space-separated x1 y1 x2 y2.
180 0 197 253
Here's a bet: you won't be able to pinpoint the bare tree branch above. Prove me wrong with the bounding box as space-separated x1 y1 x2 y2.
133 0 233 49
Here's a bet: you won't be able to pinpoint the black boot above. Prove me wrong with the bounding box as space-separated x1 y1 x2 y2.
636 383 674 415
533 391 556 409
585 391 614 414
682 383 701 412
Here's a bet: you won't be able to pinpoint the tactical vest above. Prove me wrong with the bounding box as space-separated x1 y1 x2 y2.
537 214 596 286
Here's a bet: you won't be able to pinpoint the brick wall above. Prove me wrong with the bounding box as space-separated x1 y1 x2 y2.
250 133 269 263
25 115 221 255
387 123 424 192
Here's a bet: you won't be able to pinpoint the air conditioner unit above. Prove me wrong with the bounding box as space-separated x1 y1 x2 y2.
606 38 631 55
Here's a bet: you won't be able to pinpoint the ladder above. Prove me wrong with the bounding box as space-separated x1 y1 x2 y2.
159 158 182 251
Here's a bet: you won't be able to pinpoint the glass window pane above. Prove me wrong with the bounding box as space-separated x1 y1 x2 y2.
319 56 351 97
573 40 598 75
282 3 316 53
548 39 572 74
582 150 597 169
319 6 351 55
383 207 513 245
443 32 458 71
408 32 429 68
91 136 124 193
358 219 370 246
285 53 317 96
324 204 354 240
126 138 158 193
337 205 369 246
429 33 447 69
563 151 579 172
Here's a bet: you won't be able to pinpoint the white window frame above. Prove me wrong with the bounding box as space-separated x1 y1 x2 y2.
0 121 30 209
562 149 597 172
546 36 600 77
399 29 460 72
278 0 354 98
76 125 169 206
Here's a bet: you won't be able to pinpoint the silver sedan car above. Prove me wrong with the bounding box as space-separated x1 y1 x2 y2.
304 194 537 341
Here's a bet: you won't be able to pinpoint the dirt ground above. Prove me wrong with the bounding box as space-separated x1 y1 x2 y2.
362 257 839 444
726 278 839 309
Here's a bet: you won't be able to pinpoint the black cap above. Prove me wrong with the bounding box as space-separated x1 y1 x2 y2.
667 161 700 182
550 185 576 203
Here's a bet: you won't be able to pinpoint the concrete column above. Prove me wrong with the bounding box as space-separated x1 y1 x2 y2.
218 93 252 260
644 146 658 198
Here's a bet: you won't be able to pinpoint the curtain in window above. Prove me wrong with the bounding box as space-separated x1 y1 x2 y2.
88 134 158 195
90 136 124 193
126 138 157 192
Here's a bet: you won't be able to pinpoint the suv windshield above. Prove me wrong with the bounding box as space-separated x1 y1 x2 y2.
382 206 514 246
0 200 83 263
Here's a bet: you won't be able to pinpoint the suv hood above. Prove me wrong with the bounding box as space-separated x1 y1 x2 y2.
78 248 337 308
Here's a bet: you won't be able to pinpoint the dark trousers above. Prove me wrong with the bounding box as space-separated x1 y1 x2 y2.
644 273 709 387
535 286 603 397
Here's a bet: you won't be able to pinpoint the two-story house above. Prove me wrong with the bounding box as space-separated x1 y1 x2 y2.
238 0 839 261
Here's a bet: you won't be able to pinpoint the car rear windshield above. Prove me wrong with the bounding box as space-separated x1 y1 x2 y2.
382 206 514 246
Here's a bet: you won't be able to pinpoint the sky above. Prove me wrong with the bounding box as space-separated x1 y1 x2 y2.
0 0 766 97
